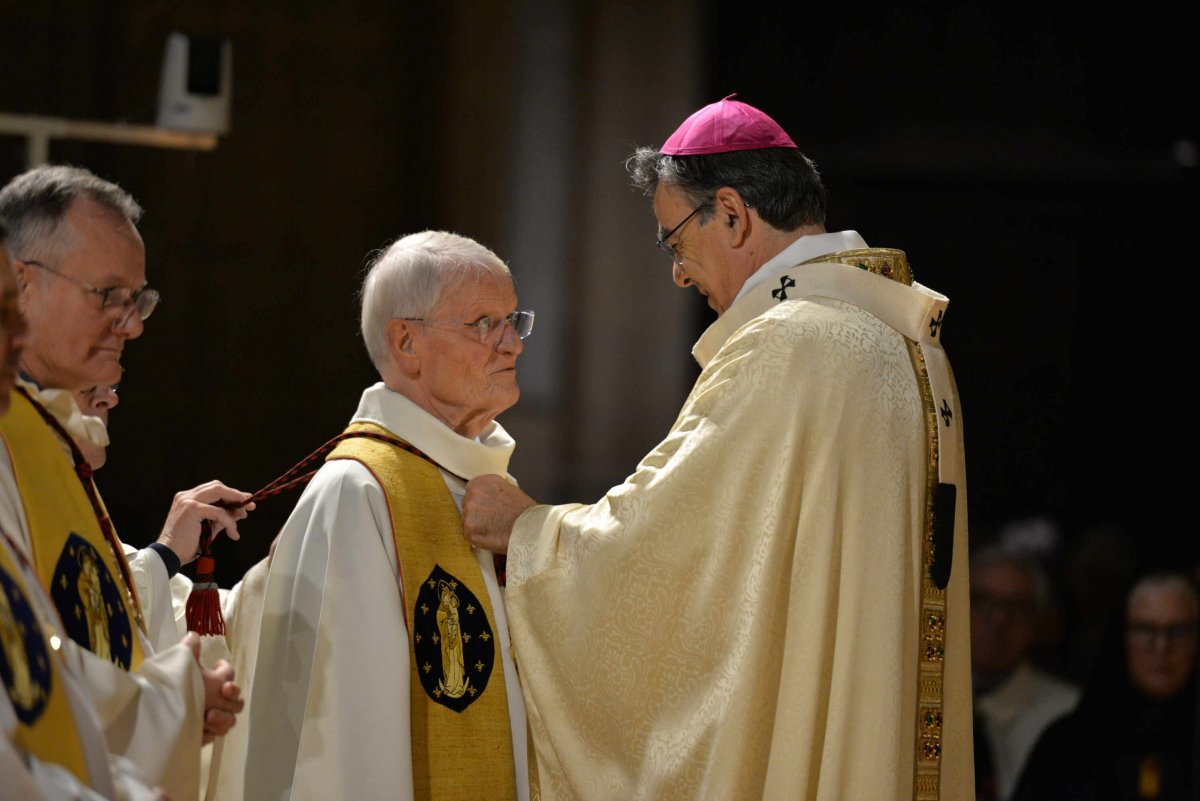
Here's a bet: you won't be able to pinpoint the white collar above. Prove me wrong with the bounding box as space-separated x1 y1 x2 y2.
692 250 949 369
351 382 515 480
731 230 869 306
16 375 110 448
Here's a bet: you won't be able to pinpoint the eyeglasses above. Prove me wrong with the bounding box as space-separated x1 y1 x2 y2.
656 203 709 265
22 259 160 322
970 591 1037 619
402 310 535 344
1127 620 1198 646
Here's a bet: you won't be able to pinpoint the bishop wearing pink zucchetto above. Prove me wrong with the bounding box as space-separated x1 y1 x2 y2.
462 95 974 801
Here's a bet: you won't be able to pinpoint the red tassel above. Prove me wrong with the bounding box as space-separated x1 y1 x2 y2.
185 523 226 636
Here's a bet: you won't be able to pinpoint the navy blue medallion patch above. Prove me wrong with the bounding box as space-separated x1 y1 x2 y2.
51 533 132 669
0 567 52 724
412 564 495 713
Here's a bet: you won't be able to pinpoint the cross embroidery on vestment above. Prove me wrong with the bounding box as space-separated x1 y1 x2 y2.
772 275 796 301
929 309 944 338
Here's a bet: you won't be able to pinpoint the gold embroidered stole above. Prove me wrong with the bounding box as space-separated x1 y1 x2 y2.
0 531 94 786
328 422 516 801
0 391 145 670
801 248 950 800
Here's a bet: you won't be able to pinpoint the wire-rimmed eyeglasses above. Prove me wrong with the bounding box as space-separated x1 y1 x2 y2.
655 203 709 265
402 310 535 344
21 259 160 322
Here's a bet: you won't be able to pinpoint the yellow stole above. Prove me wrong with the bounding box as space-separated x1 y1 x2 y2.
328 422 516 801
0 530 93 786
0 390 145 670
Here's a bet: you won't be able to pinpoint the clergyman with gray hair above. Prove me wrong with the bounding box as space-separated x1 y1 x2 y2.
246 230 534 801
970 543 1080 801
0 164 257 651
0 164 250 799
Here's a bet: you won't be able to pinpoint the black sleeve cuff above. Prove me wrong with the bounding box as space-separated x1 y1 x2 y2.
147 542 182 578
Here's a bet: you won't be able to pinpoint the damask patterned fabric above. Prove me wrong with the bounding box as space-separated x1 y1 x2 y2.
506 253 973 800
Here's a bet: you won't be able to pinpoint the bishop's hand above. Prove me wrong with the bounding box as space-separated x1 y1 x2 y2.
462 474 536 555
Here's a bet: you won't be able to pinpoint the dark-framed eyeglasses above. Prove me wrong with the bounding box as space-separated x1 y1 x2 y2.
1127 620 1198 646
402 310 535 345
655 203 709 265
21 259 160 322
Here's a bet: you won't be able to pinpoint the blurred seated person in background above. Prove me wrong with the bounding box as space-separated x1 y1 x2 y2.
972 545 1079 801
1012 571 1198 801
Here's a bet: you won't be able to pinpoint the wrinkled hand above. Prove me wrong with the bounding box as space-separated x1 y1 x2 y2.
462 474 536 554
182 632 244 745
157 480 256 565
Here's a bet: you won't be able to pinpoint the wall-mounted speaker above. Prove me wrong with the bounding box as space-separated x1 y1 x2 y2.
156 32 232 135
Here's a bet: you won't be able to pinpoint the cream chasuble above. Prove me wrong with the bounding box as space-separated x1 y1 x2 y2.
505 242 972 800
246 384 529 801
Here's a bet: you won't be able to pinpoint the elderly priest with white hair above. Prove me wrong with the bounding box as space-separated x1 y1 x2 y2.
246 230 534 801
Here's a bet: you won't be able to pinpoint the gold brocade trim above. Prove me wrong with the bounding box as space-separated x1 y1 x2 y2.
907 336 945 801
800 247 914 286
800 245 942 798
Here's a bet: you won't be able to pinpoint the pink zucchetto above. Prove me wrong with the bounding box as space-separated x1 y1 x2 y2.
660 94 797 156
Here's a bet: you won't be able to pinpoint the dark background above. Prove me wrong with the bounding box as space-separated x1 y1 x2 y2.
1 2 1195 605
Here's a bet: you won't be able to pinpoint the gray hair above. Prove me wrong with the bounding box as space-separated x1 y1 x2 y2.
625 146 827 232
359 230 510 373
1128 573 1200 620
970 543 1055 615
0 164 143 260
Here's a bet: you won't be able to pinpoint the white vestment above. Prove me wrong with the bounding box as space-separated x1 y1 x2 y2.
976 662 1079 800
246 384 529 801
505 235 973 800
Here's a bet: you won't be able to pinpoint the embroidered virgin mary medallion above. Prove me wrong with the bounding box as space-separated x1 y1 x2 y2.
0 567 52 724
50 533 133 668
412 564 495 712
